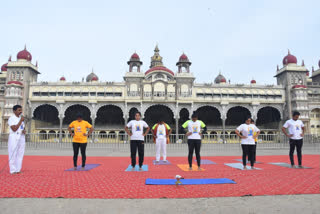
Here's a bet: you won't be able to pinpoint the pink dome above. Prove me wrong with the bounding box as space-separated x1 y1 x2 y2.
251 79 256 84
131 53 140 59
179 53 188 60
7 81 23 85
1 63 7 72
17 46 32 61
60 77 66 81
282 50 297 65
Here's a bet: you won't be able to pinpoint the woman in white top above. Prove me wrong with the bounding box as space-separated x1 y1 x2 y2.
282 111 305 168
235 117 260 170
181 111 207 170
125 111 150 171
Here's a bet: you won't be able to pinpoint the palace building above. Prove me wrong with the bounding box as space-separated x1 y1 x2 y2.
0 45 320 138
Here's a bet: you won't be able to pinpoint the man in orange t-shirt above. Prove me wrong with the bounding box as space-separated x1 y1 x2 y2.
68 113 93 170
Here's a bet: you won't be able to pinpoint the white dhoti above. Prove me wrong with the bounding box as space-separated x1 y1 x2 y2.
8 134 25 174
156 137 167 161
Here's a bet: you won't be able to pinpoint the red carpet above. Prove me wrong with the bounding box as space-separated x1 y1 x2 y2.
0 155 319 198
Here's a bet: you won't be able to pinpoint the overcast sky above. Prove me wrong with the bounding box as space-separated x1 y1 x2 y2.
1 0 319 84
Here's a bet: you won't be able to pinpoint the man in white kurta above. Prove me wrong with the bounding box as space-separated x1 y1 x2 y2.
8 105 26 174
152 120 172 162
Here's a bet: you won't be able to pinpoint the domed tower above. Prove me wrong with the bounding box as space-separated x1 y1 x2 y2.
2 46 39 133
127 52 143 72
86 70 99 82
176 53 191 73
214 73 227 84
275 50 309 123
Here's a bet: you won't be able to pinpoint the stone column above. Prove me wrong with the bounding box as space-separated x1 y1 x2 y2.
59 115 64 143
175 115 179 141
221 105 227 143
91 114 96 143
222 118 226 143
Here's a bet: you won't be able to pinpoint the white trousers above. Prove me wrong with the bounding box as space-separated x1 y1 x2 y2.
156 137 167 161
8 134 25 174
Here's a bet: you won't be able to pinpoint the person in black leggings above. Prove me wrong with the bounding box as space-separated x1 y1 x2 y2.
236 117 260 170
282 111 305 168
181 112 207 170
68 113 94 170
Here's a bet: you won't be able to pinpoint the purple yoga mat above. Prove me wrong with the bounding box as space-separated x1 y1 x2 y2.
194 159 216 164
153 160 171 165
65 164 101 171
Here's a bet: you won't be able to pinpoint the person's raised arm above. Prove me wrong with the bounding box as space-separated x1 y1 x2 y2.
10 116 24 132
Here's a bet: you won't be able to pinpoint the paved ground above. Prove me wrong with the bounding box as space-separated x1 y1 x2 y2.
1 194 320 214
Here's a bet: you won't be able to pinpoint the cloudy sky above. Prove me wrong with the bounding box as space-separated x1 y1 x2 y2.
0 0 319 84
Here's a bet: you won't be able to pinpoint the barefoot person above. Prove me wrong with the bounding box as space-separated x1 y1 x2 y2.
152 117 172 163
125 111 150 171
282 111 305 168
181 111 207 170
68 113 93 170
235 117 260 170
8 105 26 174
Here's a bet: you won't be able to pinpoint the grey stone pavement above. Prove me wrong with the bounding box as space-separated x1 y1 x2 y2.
0 195 319 214
0 144 319 214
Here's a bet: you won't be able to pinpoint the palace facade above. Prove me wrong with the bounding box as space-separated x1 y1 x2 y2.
1 45 320 138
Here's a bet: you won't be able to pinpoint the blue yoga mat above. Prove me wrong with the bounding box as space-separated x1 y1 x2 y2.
125 165 148 171
225 163 262 170
145 178 236 185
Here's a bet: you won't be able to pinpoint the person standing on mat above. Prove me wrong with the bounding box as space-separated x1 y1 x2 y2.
152 117 172 163
251 119 258 163
68 113 93 170
181 111 207 171
125 111 150 171
7 105 26 174
282 111 305 168
235 117 260 170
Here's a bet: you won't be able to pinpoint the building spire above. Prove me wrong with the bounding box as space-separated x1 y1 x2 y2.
150 44 163 68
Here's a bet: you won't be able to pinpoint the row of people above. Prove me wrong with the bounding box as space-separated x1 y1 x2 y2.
6 105 305 174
